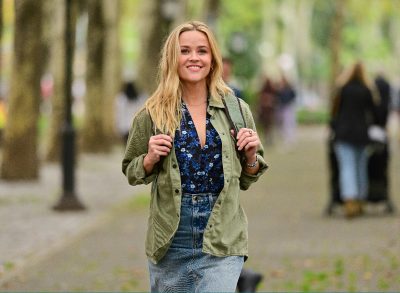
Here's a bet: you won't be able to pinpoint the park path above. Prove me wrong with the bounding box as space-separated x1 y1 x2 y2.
1 125 399 292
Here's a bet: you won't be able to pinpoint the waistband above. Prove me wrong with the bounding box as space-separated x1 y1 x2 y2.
181 192 219 204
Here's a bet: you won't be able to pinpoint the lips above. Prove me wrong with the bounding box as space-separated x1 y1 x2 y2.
187 65 202 71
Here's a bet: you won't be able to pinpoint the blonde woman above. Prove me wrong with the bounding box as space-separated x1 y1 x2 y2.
331 61 379 218
122 21 268 292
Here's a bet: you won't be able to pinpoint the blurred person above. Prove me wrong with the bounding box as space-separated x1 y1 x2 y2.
122 21 268 292
222 57 245 101
276 73 297 149
258 77 277 146
374 73 391 128
330 62 379 218
115 81 146 144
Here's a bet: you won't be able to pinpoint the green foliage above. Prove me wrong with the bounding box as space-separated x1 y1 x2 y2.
219 0 264 82
296 108 329 125
311 1 335 49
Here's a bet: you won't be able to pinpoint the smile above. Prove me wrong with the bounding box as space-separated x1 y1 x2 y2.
187 65 202 70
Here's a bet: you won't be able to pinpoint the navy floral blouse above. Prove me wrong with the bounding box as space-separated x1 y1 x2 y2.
174 102 224 194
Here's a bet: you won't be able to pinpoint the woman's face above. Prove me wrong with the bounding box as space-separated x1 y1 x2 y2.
178 30 212 86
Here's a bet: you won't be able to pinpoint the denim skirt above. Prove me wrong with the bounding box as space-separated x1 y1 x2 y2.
148 192 244 293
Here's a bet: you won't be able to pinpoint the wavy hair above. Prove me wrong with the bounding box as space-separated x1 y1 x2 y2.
145 20 232 135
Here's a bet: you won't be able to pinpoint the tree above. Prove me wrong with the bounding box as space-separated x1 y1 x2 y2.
81 0 108 153
0 0 3 91
329 0 345 98
45 0 82 161
102 0 121 145
136 0 185 94
1 0 44 180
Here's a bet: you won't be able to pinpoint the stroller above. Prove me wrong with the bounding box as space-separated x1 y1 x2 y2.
325 137 396 216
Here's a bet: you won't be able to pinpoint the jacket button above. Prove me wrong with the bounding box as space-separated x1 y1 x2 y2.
172 164 177 168
175 189 179 194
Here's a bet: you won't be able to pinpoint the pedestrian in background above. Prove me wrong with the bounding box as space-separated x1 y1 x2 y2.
276 73 297 149
258 77 277 146
122 21 268 292
330 61 379 218
115 81 146 144
222 57 245 101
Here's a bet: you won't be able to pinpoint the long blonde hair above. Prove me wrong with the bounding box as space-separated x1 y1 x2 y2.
145 20 232 135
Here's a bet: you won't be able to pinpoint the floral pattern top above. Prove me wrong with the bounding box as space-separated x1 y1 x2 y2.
174 102 224 194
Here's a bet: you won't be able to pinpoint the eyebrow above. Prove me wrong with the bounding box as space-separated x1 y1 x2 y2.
179 45 209 49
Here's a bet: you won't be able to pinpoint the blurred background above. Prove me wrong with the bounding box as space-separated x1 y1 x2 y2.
0 0 400 292
0 0 399 170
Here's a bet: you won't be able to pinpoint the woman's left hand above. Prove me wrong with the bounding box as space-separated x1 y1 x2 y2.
234 128 260 162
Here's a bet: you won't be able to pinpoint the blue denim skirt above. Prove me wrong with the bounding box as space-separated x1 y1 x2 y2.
148 192 244 292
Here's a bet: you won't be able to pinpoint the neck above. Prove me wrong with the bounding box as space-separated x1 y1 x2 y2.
181 83 208 106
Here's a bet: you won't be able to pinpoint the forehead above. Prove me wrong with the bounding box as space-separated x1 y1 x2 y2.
179 30 210 46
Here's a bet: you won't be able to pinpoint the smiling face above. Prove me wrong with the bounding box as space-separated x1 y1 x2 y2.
178 30 212 87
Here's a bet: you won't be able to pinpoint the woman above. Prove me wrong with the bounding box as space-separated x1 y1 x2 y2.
331 61 379 218
122 21 268 292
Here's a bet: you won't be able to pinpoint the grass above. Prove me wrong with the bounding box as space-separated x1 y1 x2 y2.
296 108 329 125
266 253 400 292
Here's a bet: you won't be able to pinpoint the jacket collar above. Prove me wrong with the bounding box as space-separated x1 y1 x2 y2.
208 93 225 109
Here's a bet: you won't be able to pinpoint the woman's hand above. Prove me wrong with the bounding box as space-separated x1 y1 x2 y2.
143 134 173 174
234 128 260 163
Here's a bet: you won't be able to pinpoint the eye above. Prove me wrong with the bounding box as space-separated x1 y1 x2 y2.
180 48 190 54
198 48 208 55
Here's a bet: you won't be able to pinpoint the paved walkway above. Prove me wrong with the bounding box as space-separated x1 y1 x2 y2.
0 125 399 292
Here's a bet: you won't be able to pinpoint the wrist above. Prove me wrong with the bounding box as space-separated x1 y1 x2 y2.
245 155 258 168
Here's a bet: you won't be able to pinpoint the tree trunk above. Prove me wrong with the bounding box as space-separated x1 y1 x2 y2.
0 0 3 91
202 0 220 32
1 0 44 180
45 0 66 162
81 0 110 153
136 0 174 95
45 0 80 161
329 0 345 99
102 0 121 145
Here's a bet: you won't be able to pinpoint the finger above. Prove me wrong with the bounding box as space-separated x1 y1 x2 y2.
236 128 255 141
237 136 258 151
150 136 173 148
153 134 173 143
236 130 257 148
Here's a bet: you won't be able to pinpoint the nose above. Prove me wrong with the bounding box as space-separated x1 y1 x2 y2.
189 51 200 61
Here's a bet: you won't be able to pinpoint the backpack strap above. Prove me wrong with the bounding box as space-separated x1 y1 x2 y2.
221 94 246 137
221 94 247 160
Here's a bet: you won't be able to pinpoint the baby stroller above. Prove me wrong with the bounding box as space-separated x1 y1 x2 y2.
325 135 396 216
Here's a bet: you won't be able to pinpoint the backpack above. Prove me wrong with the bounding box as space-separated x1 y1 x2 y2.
221 94 247 160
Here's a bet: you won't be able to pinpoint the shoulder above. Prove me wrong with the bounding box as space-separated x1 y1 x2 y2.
131 107 153 132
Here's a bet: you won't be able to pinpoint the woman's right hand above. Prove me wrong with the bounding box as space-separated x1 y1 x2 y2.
143 134 173 174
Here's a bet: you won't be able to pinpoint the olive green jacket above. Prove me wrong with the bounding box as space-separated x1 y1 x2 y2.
122 94 268 264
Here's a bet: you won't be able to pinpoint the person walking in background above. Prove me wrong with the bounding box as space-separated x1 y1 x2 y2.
374 73 391 128
330 61 379 218
115 81 146 144
258 77 277 146
122 21 268 292
276 73 297 149
222 57 245 101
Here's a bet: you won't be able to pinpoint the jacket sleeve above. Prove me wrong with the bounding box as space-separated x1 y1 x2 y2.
238 100 269 190
122 108 158 186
